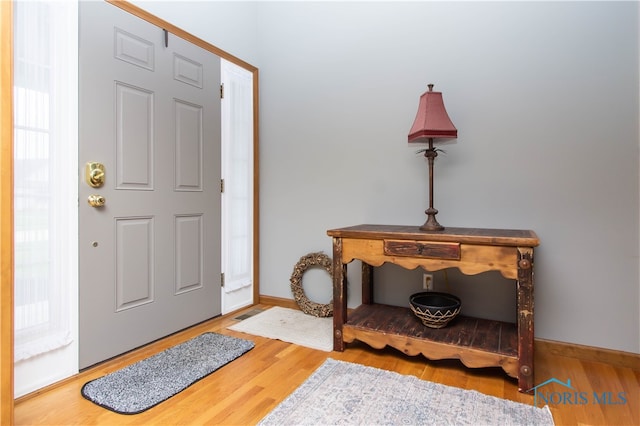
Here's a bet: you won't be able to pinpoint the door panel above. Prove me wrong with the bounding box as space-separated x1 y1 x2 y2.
175 214 203 294
79 1 221 369
115 82 154 189
115 217 154 311
175 100 203 190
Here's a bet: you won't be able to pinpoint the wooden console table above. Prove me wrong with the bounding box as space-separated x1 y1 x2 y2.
327 224 539 393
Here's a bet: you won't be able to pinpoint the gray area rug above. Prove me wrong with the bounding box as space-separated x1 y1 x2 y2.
259 358 554 426
81 332 254 414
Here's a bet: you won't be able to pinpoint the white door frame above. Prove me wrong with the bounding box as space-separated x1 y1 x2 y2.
221 59 255 314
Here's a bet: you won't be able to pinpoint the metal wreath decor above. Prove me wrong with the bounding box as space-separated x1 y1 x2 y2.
289 252 333 318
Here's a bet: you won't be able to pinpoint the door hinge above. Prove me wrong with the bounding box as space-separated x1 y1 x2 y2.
220 83 224 99
221 272 225 287
220 178 224 193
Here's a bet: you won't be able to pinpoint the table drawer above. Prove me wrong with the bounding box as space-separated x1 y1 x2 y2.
383 240 461 260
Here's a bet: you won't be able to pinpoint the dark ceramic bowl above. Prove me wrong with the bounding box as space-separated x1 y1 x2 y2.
409 292 461 328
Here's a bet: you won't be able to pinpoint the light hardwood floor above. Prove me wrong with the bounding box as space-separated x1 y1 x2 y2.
14 304 640 425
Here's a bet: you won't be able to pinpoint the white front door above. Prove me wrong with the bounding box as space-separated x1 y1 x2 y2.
78 1 221 368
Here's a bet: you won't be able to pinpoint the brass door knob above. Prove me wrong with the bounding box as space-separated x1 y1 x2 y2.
88 194 106 207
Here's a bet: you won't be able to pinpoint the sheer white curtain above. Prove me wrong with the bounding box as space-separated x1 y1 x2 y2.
221 59 253 294
13 0 77 363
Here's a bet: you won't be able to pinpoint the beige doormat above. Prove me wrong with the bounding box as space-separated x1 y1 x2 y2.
227 306 333 352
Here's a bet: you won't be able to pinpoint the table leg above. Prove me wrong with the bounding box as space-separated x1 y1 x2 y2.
517 246 535 393
332 237 347 351
362 262 373 305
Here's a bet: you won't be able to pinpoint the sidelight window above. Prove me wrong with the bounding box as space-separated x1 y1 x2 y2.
13 0 77 366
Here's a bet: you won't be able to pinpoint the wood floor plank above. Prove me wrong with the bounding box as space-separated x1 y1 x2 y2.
14 303 640 426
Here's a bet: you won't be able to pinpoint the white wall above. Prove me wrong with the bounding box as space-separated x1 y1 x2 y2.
254 1 640 354
133 1 639 354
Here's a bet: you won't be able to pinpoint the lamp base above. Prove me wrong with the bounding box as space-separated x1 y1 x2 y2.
420 208 444 231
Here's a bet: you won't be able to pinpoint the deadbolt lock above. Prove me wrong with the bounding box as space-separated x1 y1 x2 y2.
85 162 106 188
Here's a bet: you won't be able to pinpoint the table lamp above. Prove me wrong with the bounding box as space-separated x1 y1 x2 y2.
408 84 457 231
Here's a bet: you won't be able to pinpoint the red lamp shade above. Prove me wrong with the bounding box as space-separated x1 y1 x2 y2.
408 84 457 143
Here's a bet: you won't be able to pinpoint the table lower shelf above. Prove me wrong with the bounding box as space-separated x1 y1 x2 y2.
342 303 520 378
